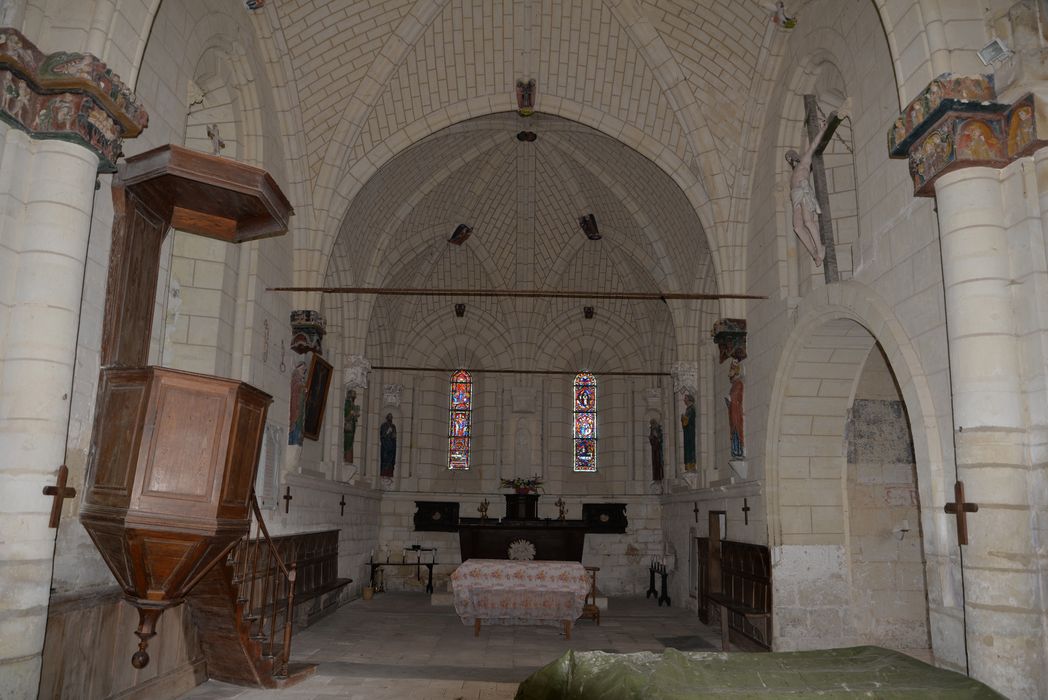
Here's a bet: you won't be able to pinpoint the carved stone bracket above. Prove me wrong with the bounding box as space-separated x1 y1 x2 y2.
290 310 325 355
0 28 148 171
671 362 697 396
383 383 403 407
344 354 371 390
887 73 1046 196
711 318 747 364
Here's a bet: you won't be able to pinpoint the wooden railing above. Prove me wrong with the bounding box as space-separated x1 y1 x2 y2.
231 494 299 679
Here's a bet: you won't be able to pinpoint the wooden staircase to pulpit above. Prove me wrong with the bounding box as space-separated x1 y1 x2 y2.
184 497 314 688
79 144 310 687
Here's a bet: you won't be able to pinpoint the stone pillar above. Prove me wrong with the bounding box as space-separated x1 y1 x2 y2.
0 29 146 695
889 74 1046 699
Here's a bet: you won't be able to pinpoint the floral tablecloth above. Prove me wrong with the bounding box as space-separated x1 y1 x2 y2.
450 559 590 627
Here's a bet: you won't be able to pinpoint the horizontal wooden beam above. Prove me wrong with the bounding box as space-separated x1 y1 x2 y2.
372 365 670 377
267 286 765 301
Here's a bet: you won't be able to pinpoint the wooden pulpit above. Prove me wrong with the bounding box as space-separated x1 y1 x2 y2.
80 145 292 668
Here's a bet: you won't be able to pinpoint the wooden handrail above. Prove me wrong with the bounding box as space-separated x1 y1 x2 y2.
234 492 298 680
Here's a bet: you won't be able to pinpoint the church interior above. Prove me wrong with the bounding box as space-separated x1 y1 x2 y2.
2 0 1048 698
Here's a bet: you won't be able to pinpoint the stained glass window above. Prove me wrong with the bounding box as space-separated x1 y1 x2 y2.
448 369 472 470
573 372 597 472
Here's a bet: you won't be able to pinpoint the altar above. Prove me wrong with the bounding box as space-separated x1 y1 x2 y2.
458 519 588 561
450 559 590 638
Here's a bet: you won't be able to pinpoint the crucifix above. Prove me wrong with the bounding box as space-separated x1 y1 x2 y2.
42 464 77 528
944 481 979 545
693 502 699 523
283 486 293 514
741 498 751 526
339 494 346 517
788 95 851 283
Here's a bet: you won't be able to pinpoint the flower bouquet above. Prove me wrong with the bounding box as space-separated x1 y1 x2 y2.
500 475 544 494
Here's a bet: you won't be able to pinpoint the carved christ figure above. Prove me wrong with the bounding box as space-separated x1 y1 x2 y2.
784 102 850 266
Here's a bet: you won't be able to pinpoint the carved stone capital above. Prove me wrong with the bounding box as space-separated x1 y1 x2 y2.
344 355 371 390
887 73 1046 196
290 310 325 355
671 362 698 396
711 318 747 364
0 29 147 171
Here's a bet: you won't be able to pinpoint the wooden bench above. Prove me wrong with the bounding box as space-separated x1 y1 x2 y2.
266 529 352 628
699 540 771 651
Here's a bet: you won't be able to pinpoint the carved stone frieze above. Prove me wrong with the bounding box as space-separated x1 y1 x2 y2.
0 28 148 171
290 310 325 355
671 361 698 396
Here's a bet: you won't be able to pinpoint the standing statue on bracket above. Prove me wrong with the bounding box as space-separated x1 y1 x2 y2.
379 413 397 479
649 418 664 481
343 388 360 462
681 394 696 472
725 359 745 459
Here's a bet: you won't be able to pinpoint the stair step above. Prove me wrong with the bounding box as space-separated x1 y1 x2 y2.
430 592 453 606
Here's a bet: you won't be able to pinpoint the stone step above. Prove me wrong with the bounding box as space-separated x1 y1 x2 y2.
430 592 453 606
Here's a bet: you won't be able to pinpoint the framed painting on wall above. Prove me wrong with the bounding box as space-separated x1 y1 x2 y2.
303 354 333 440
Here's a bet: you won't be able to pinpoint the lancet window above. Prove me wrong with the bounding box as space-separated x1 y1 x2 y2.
448 369 472 469
573 372 597 472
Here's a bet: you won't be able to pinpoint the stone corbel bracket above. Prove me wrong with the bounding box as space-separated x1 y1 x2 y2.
711 318 747 364
0 28 148 171
887 73 1046 196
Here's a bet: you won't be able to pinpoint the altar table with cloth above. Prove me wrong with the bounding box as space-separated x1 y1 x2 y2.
450 559 591 638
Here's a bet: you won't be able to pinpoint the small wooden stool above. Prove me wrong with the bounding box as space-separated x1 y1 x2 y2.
580 566 601 625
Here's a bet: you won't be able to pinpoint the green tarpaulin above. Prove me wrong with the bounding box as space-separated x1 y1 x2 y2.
515 646 1004 699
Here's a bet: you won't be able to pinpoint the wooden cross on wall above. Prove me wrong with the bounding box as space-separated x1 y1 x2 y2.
944 481 979 545
693 502 699 523
741 498 751 526
803 94 844 284
43 464 77 528
283 486 293 514
339 494 346 517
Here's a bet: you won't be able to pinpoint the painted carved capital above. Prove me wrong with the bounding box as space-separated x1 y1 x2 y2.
711 318 747 364
344 355 371 390
290 310 325 355
0 28 148 171
887 73 1046 196
671 361 698 397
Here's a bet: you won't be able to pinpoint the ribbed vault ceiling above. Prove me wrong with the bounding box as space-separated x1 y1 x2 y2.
328 111 707 370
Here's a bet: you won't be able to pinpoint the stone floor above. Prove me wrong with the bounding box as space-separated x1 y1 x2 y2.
179 593 721 700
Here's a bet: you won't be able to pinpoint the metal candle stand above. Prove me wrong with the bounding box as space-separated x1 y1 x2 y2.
646 558 671 606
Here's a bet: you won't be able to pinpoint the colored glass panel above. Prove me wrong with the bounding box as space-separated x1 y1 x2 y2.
451 411 471 437
449 437 470 470
574 439 596 471
575 413 595 438
573 372 597 472
448 370 472 469
574 386 595 411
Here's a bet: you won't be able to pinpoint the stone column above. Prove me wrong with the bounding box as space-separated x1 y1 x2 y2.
889 74 1046 699
0 29 146 695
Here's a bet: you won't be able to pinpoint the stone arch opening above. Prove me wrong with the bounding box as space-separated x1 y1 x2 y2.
767 310 935 656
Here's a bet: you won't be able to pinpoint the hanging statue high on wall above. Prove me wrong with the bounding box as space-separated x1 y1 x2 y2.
649 418 664 481
726 359 744 459
343 388 360 462
379 413 397 478
681 393 696 472
785 100 851 266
